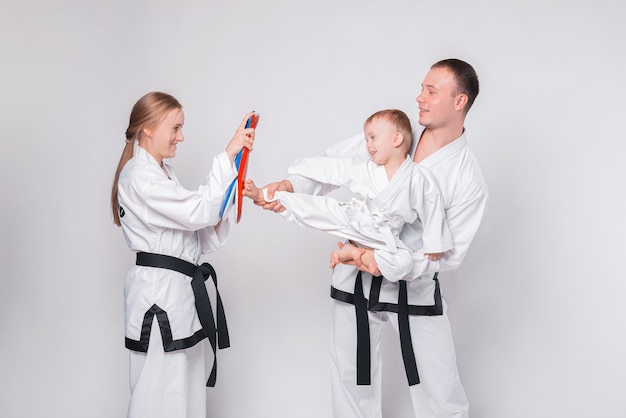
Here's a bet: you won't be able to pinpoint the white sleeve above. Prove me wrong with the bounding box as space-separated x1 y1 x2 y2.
289 132 368 195
288 156 367 191
376 186 488 281
131 152 237 231
372 248 413 279
410 169 454 254
198 218 231 253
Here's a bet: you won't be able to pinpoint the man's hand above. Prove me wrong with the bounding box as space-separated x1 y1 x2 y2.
252 180 293 213
425 252 445 261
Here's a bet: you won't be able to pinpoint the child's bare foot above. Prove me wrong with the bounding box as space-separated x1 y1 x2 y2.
330 242 365 268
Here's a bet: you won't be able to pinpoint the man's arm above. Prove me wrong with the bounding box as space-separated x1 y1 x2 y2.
376 190 488 281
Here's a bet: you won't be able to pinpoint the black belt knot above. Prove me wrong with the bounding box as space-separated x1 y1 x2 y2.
136 252 230 387
354 273 433 387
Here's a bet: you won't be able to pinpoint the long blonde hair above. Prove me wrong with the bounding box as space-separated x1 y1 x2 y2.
111 91 182 226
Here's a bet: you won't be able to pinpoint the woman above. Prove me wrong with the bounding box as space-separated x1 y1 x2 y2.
110 91 255 418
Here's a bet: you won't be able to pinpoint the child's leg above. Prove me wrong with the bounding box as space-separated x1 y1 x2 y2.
275 192 394 252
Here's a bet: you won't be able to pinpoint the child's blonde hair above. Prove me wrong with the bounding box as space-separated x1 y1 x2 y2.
364 109 413 153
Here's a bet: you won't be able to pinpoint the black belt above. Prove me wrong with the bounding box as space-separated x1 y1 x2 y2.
398 279 420 385
135 252 230 387
333 272 441 387
354 272 371 385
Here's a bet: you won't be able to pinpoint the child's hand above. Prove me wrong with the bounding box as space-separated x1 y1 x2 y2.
255 180 293 213
243 179 264 202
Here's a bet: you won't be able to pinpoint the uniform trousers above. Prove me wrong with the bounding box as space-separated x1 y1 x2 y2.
330 298 469 418
128 319 209 418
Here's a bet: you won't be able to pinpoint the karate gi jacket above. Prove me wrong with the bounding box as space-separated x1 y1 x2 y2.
118 142 237 352
289 130 488 311
273 154 453 279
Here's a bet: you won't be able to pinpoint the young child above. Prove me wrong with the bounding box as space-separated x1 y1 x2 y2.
245 109 452 278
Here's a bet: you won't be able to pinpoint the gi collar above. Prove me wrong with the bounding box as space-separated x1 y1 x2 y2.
413 130 468 168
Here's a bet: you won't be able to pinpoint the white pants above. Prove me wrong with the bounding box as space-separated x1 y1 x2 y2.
330 299 469 418
128 319 209 418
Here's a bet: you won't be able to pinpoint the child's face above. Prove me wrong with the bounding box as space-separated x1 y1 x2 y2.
364 118 399 165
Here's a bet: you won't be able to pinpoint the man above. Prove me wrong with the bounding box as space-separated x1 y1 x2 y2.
254 59 488 418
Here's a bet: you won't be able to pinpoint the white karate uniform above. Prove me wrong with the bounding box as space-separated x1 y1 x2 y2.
289 131 488 418
118 142 237 418
271 155 453 278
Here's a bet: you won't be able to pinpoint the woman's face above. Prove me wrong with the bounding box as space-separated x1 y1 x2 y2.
142 108 185 164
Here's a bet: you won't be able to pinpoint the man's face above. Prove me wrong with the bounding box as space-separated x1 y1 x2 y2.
416 67 459 129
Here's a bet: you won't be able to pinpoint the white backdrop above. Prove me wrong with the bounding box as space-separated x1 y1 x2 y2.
1 1 625 417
